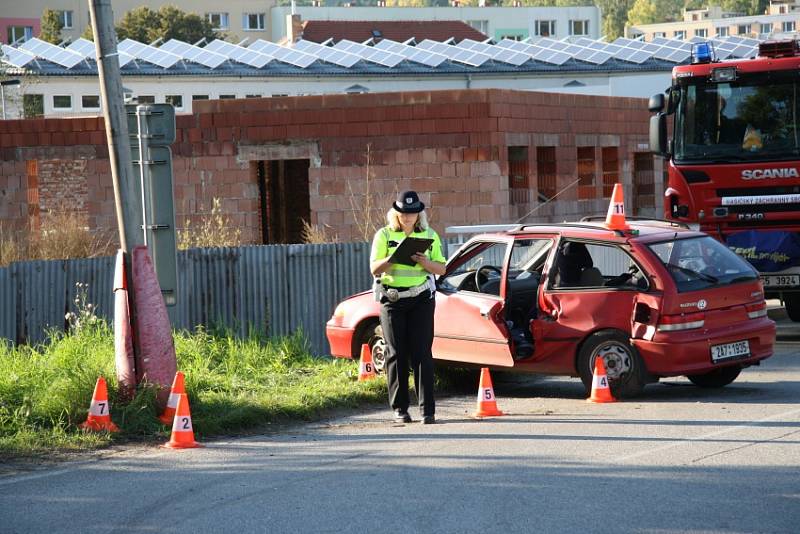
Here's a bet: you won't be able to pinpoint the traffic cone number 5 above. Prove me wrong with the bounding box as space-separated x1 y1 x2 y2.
484 389 493 401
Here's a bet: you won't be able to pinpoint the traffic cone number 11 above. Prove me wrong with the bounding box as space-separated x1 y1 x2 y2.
613 203 624 214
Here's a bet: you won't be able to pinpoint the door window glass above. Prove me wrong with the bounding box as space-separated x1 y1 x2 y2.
440 242 508 295
553 241 647 290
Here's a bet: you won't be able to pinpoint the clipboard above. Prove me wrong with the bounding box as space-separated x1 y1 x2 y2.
388 237 434 266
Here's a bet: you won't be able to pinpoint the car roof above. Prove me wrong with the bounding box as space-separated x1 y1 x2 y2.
483 219 705 243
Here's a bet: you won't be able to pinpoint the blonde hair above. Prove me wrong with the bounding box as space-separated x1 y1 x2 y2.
386 209 429 232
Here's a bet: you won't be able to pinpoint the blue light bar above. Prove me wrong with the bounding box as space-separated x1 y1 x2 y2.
691 42 715 64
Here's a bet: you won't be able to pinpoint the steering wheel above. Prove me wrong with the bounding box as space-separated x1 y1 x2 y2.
474 265 502 292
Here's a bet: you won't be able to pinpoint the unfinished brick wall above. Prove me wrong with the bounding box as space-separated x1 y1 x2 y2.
0 89 658 244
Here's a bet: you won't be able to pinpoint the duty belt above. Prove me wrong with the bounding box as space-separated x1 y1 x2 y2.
381 284 429 302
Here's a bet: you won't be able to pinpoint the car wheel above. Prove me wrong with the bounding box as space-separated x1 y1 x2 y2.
784 294 800 322
363 323 387 375
578 330 646 398
687 366 741 388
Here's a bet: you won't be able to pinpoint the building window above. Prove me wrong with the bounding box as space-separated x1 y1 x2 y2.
508 146 529 205
536 147 557 200
7 26 33 44
219 94 236 99
53 95 72 109
499 33 524 41
59 10 73 29
192 95 209 100
468 20 489 35
23 94 44 118
137 95 155 104
717 26 729 37
674 30 686 40
738 24 751 35
694 28 707 37
569 20 589 36
601 147 619 198
760 23 773 35
207 12 229 30
81 95 100 109
243 13 265 31
165 94 183 108
577 146 595 200
654 32 666 38
783 21 796 32
535 20 556 37
245 94 262 98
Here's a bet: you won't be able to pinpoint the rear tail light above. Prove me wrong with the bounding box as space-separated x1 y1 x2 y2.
657 312 705 332
746 301 767 319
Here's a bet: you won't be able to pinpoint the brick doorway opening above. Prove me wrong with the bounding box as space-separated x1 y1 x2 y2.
632 152 656 216
256 159 310 244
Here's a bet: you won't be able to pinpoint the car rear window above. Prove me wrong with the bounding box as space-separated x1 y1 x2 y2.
647 236 758 293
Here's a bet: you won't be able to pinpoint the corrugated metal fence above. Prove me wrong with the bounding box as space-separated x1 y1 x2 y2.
0 242 374 355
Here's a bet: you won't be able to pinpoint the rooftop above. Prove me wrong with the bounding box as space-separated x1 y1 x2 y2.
300 20 488 44
0 35 761 78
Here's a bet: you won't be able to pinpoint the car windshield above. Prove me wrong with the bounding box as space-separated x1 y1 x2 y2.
648 236 757 292
674 73 800 163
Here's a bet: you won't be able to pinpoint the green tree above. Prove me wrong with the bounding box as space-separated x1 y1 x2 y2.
153 6 218 44
39 9 63 44
116 6 160 43
385 0 430 5
597 0 635 40
627 0 659 25
81 25 94 41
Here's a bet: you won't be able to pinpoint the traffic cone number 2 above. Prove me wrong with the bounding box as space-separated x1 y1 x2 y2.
174 416 192 432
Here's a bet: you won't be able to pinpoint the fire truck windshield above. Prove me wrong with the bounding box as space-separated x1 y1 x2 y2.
674 76 800 163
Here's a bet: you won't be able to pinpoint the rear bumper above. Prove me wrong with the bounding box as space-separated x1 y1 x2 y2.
632 318 776 377
326 322 355 359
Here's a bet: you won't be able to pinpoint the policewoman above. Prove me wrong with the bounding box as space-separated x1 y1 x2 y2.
370 191 446 424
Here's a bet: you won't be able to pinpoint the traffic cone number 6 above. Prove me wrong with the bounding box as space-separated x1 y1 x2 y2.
365 363 372 373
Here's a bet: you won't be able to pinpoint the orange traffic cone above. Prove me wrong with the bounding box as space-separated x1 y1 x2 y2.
473 367 504 417
605 183 630 231
161 393 203 449
358 343 377 381
79 377 119 432
159 371 186 424
587 356 617 403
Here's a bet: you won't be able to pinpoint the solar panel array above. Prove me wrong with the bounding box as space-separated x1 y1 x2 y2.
160 39 227 68
1 44 36 68
1 34 764 72
20 38 84 68
333 39 405 67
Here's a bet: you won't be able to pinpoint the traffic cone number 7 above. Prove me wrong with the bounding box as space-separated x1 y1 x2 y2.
98 402 106 414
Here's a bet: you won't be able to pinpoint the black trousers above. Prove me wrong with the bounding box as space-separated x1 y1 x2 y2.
379 290 435 417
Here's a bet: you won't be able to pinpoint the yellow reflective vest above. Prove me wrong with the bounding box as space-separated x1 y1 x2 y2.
371 226 446 288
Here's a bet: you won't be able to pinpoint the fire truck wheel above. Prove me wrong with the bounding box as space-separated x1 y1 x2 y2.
686 366 741 388
578 330 646 398
360 323 387 375
784 294 800 322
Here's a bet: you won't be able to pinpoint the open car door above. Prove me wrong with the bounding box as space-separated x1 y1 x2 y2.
433 238 515 367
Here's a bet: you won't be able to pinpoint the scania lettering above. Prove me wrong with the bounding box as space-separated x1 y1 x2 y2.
650 39 800 321
741 168 799 180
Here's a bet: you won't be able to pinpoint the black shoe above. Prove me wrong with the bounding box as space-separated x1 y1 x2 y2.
393 410 412 423
421 415 436 425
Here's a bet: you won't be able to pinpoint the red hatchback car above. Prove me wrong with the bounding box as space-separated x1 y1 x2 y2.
326 219 776 397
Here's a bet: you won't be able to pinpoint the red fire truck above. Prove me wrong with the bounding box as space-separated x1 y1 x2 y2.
650 39 800 321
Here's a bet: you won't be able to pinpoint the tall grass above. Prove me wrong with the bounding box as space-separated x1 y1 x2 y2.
0 323 386 458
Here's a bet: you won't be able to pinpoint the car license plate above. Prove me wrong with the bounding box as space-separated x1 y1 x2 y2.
760 274 800 288
711 340 750 363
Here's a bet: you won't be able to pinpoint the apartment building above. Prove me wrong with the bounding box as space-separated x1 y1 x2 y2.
0 0 278 44
627 0 800 40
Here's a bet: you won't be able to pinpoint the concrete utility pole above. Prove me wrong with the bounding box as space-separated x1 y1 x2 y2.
88 0 143 391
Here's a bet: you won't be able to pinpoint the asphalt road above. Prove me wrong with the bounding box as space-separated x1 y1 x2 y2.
2 342 799 533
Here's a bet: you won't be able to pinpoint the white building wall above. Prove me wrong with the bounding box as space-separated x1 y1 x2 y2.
3 70 670 119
